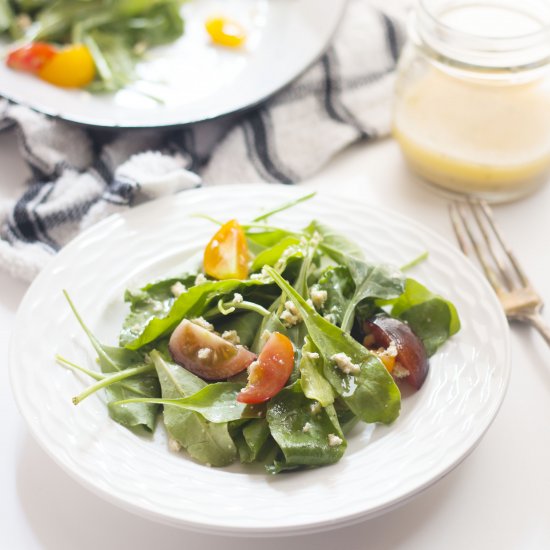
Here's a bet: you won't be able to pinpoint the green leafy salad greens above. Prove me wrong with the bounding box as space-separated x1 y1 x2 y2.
0 0 186 91
58 194 460 474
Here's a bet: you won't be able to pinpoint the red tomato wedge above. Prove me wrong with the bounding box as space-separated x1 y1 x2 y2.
203 219 249 280
237 332 294 404
7 42 57 74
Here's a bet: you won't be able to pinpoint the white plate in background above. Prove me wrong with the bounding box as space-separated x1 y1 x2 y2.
0 0 347 127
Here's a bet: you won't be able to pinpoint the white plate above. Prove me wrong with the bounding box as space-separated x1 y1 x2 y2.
0 0 346 128
9 185 510 535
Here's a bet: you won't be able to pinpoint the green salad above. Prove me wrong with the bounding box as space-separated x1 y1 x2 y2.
1 0 186 91
59 194 460 474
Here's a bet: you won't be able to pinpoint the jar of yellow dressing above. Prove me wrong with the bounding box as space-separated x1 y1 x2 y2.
393 0 550 202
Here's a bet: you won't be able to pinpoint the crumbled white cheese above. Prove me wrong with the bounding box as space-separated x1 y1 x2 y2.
197 348 212 360
328 433 343 447
133 41 148 56
310 402 322 415
310 231 323 247
310 288 328 309
232 292 244 303
250 273 263 280
194 273 207 285
302 422 312 433
392 362 410 379
306 298 314 308
259 330 272 348
170 281 187 297
221 330 240 345
281 300 302 327
323 313 337 324
331 352 361 375
303 351 320 360
385 341 398 358
247 360 260 373
191 317 214 332
168 437 181 452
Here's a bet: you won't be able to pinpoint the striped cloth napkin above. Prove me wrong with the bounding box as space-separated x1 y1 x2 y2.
0 0 406 281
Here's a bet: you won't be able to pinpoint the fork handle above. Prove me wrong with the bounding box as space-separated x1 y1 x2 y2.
524 313 550 347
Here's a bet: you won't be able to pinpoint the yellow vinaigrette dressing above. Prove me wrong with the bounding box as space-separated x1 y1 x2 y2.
394 0 550 201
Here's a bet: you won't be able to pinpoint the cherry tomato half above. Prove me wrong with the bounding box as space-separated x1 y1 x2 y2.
237 332 294 404
205 16 247 48
38 44 96 88
7 42 57 74
203 219 249 280
363 315 429 389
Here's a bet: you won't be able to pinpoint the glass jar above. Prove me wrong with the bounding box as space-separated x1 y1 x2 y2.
393 0 550 202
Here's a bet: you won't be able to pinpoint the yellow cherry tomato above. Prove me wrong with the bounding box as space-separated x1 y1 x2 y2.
38 44 96 88
203 219 249 280
205 16 246 48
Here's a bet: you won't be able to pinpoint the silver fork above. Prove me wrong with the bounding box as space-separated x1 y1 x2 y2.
449 198 550 347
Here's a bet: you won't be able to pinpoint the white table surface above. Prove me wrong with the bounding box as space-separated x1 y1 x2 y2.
1 131 549 550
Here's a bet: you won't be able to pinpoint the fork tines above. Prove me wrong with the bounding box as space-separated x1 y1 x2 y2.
448 198 530 295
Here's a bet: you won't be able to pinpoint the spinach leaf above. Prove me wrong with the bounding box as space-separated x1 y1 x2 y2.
234 418 271 463
123 382 265 423
304 220 365 261
299 337 334 407
245 227 298 250
123 278 265 350
266 383 346 469
250 236 301 272
264 267 401 425
120 274 196 347
150 351 237 467
385 278 461 356
340 259 405 333
215 311 263 348
304 221 404 333
64 291 159 431
314 266 355 326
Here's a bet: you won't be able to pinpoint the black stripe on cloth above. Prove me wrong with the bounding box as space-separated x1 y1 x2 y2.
321 50 372 139
245 111 295 184
8 182 58 250
380 12 400 65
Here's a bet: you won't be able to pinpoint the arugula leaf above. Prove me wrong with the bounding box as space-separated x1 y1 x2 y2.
123 278 265 350
299 337 334 407
64 291 160 431
264 267 401 425
385 278 461 356
252 192 316 222
150 351 237 467
266 383 346 470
